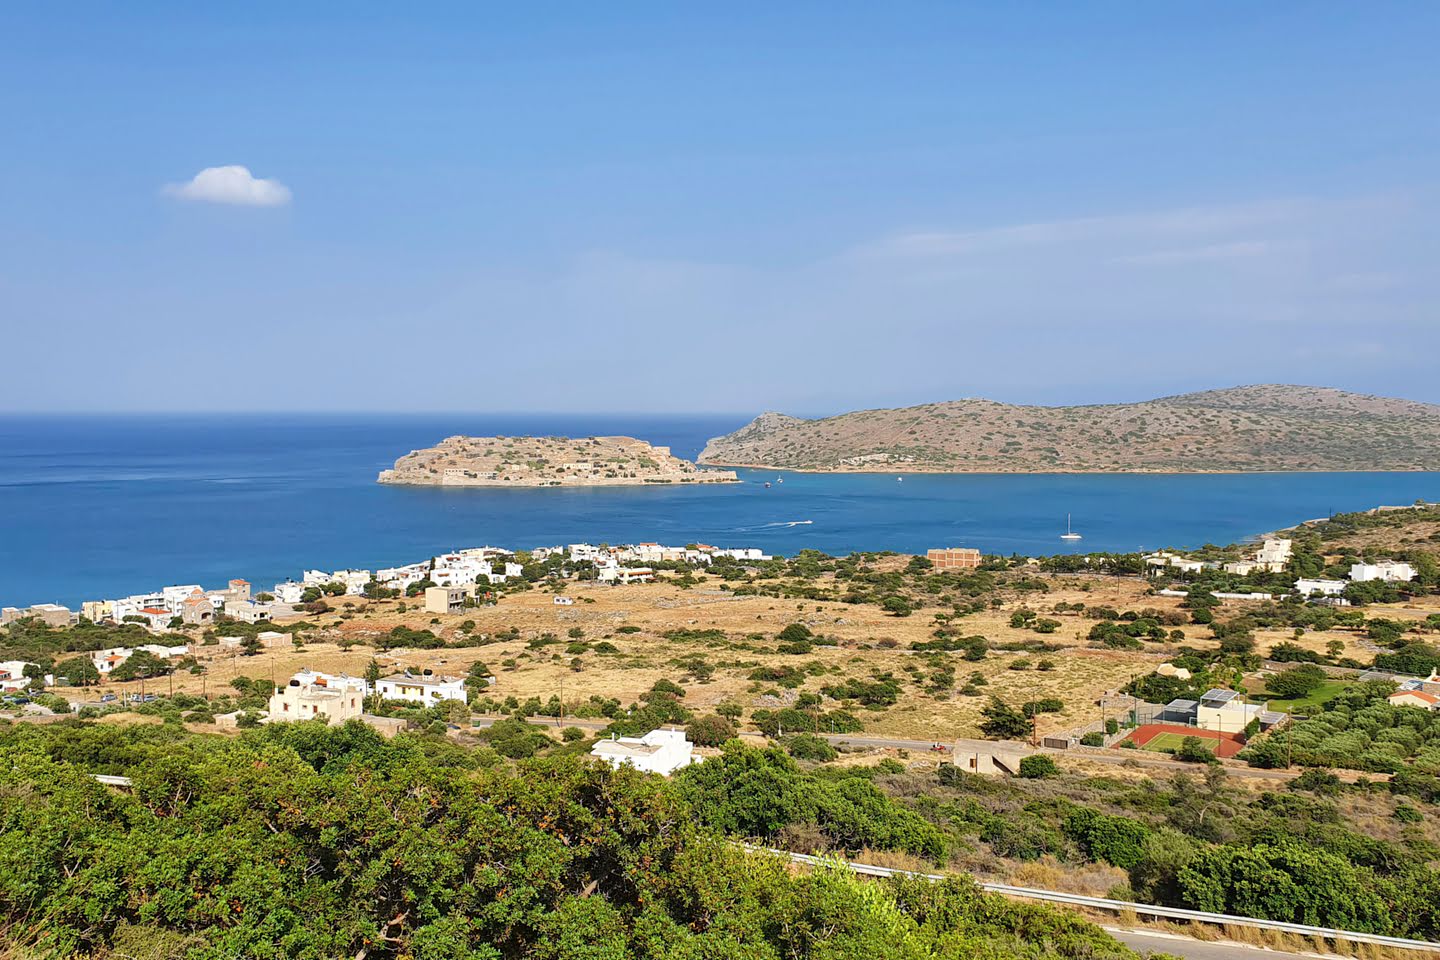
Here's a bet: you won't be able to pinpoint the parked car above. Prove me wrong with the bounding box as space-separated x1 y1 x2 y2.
100 693 118 702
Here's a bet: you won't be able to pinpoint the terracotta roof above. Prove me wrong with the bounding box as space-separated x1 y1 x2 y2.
1392 690 1439 705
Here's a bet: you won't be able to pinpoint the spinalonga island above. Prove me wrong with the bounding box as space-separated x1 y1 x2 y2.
378 435 740 487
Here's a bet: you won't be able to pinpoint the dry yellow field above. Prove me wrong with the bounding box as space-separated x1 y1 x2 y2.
53 572 1438 740
45 573 1199 740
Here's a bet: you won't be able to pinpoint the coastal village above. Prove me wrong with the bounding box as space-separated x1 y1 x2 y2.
5 507 1440 772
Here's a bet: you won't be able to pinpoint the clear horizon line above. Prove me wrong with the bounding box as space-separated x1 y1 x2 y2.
0 408 768 418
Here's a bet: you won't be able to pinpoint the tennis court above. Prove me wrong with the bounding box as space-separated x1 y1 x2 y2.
1121 723 1245 758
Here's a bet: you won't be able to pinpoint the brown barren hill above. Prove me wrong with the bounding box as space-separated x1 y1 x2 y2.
697 385 1440 473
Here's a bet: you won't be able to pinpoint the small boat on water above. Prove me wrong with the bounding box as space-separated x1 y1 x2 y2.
776 477 784 484
1060 514 1083 541
896 476 903 482
763 481 771 488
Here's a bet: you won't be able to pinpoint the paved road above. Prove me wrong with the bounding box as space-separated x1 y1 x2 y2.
1106 927 1349 960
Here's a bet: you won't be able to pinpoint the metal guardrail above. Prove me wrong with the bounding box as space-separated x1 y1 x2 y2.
764 848 1440 953
90 774 133 787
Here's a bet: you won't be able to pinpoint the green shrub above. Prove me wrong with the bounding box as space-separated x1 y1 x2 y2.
1018 755 1058 778
783 733 838 762
686 714 737 747
1175 736 1216 764
1064 808 1151 869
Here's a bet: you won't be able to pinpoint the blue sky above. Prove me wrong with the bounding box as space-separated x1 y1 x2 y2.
1 3 1437 414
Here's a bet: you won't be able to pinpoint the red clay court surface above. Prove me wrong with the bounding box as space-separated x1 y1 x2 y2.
1119 723 1245 758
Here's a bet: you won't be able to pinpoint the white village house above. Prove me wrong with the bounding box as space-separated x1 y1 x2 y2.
1351 561 1418 583
1295 578 1348 596
589 728 698 776
375 671 468 704
0 661 53 692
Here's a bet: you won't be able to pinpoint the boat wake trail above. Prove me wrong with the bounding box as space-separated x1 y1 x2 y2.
732 520 815 532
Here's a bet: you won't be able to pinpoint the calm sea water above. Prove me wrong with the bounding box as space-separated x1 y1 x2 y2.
1 414 1437 608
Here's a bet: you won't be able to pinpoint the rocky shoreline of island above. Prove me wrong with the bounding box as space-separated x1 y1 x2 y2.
378 434 739 488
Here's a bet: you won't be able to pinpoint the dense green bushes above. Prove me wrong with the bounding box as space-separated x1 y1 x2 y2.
0 719 1139 959
677 742 948 861
1064 808 1150 869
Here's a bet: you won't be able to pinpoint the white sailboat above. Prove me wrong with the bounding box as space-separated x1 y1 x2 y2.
1060 514 1082 541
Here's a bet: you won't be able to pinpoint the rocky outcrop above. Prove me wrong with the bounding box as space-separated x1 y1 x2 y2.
380 435 739 487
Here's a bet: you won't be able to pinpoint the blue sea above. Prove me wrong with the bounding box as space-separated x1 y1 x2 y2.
1 414 1437 608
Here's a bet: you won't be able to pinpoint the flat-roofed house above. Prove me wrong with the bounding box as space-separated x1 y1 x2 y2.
2 604 76 628
0 660 48 692
1351 561 1418 583
424 585 468 615
161 585 204 613
375 671 467 704
926 547 982 571
600 567 653 585
590 728 697 776
1296 578 1347 596
268 675 367 725
1195 688 1262 732
1255 539 1293 573
225 600 274 623
291 669 370 695
272 581 307 605
80 600 113 622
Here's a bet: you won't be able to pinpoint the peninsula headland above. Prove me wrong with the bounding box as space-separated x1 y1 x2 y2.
698 384 1440 473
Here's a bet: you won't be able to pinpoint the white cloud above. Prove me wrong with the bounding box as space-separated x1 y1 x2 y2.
1112 240 1271 266
163 165 291 207
850 200 1304 261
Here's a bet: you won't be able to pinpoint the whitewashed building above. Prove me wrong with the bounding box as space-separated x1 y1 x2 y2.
1351 561 1417 583
375 671 467 704
272 581 307 605
91 647 134 674
0 661 51 692
1296 578 1347 596
590 728 697 776
1254 539 1293 573
161 585 204 613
